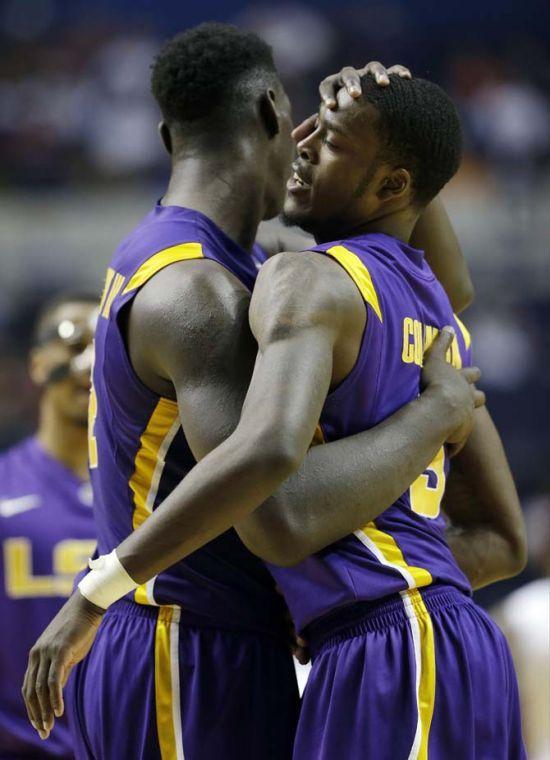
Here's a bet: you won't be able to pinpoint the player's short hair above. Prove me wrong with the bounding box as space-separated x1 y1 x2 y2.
32 291 98 346
151 22 278 130
360 74 462 206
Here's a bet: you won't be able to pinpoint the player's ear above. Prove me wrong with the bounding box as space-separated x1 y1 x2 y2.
29 348 48 387
158 121 172 155
259 89 280 139
377 168 411 201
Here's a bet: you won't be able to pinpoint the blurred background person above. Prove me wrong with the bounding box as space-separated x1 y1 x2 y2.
0 295 97 758
0 0 548 751
491 496 550 760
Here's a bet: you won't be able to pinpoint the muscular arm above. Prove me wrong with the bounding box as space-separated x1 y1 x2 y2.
410 196 474 313
118 253 476 579
443 406 527 589
116 253 348 581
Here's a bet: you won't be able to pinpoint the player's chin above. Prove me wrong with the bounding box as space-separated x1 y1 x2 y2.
282 195 314 230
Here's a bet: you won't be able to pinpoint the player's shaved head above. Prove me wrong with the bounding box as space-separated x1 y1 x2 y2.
357 75 462 205
284 74 462 242
151 23 281 141
151 22 295 221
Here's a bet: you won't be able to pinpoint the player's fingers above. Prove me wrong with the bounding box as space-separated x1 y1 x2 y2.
424 325 454 360
48 658 65 719
22 658 43 735
473 388 486 408
291 113 317 143
35 656 54 738
461 366 482 384
387 64 412 79
339 66 362 98
365 61 390 86
319 74 341 109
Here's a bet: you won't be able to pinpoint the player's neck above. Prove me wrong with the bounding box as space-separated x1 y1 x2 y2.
318 207 418 245
37 403 89 481
162 149 266 252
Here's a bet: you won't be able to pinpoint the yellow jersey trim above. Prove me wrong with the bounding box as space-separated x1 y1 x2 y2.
122 242 204 294
453 314 472 350
357 522 433 588
128 397 180 604
325 245 383 322
101 272 125 318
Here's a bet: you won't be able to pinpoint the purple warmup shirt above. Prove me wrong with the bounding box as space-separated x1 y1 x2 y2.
89 204 287 633
268 234 474 633
0 437 95 758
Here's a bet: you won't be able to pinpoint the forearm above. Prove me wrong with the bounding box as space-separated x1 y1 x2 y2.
446 524 523 590
237 388 455 565
411 196 473 313
116 433 296 584
443 407 527 588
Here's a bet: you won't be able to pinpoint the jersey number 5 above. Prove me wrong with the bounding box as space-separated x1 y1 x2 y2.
410 446 446 519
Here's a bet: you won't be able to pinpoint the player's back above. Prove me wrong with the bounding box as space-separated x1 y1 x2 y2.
269 233 473 632
90 203 287 633
0 437 95 758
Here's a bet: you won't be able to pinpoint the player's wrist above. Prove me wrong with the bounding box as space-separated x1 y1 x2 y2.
77 549 138 611
419 385 461 436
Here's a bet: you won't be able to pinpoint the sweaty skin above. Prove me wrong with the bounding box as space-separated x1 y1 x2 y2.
22 64 483 740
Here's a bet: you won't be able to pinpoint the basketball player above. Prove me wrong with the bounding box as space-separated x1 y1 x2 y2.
23 26 482 759
0 295 97 758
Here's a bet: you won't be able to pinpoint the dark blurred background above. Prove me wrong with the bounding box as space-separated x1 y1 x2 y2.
0 0 548 605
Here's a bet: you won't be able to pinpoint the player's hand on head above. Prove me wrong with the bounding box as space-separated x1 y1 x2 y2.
319 61 412 109
291 113 317 143
22 590 104 741
421 326 485 456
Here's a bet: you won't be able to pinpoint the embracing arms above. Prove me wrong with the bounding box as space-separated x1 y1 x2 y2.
444 406 527 589
23 251 480 740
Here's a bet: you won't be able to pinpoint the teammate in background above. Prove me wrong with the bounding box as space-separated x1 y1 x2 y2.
0 295 97 758
23 27 482 759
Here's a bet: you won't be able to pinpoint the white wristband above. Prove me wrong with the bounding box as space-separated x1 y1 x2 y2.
78 550 138 610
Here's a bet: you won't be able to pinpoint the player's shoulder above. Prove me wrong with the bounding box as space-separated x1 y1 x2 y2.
134 255 250 328
251 250 365 339
127 256 252 384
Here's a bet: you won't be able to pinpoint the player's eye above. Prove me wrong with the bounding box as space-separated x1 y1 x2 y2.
323 136 339 150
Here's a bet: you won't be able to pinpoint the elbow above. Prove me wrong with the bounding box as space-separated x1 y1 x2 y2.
237 515 309 568
251 430 305 482
452 276 475 314
492 519 528 579
505 525 528 577
262 542 309 568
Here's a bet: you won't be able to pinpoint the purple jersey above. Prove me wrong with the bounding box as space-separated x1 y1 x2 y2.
0 436 95 758
269 234 474 632
89 203 287 633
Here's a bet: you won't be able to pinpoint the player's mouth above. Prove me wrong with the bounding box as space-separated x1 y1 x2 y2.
287 163 312 194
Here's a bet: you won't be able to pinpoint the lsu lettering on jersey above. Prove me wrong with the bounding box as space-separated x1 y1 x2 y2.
269 233 473 633
89 203 287 634
0 437 95 759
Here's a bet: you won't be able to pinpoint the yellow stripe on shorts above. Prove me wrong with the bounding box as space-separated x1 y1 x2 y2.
354 523 435 758
155 606 184 759
402 589 436 760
